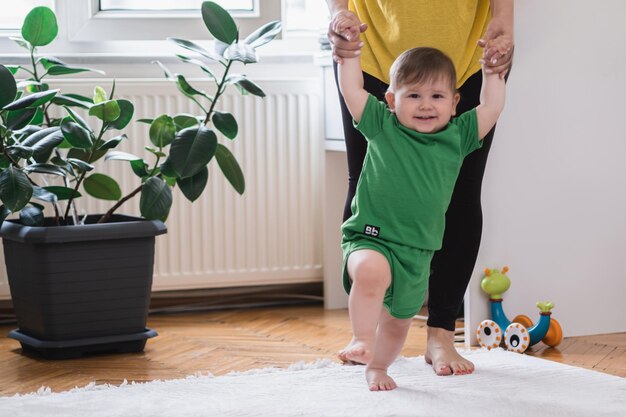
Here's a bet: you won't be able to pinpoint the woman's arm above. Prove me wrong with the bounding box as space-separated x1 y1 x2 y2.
325 0 367 64
481 0 515 77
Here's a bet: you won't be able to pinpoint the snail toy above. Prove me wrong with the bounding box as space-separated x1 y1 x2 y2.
477 266 563 353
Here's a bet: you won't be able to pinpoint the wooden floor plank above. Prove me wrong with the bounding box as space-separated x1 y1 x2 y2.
0 305 623 395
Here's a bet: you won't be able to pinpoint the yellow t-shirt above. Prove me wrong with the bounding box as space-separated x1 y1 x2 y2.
349 0 491 87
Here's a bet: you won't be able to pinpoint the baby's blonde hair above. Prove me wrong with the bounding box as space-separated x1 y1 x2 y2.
389 47 457 93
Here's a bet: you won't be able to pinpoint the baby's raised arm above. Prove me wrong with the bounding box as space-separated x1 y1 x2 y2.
475 37 509 139
336 20 369 123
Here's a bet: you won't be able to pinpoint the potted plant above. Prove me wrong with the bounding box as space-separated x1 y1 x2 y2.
0 2 281 359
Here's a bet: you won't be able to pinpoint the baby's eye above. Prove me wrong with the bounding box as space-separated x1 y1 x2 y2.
408 93 420 99
433 94 444 99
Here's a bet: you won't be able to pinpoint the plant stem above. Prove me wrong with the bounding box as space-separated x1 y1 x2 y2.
97 183 143 224
203 59 233 125
29 46 39 80
63 171 86 223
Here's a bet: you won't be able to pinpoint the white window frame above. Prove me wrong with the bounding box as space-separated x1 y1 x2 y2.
62 0 280 41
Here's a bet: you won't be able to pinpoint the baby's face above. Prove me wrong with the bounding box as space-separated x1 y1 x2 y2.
385 78 459 133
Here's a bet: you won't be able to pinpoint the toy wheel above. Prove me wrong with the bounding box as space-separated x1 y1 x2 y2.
504 323 530 353
542 318 563 347
476 320 502 350
512 314 533 329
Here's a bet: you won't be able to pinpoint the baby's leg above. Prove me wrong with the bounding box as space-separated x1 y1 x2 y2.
340 249 391 366
366 309 412 391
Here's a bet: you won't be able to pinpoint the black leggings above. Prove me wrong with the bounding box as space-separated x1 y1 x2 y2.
334 65 496 331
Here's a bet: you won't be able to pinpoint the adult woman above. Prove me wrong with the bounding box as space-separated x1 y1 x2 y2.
326 0 514 376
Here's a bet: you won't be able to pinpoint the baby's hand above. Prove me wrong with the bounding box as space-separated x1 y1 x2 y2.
478 35 513 77
331 11 361 42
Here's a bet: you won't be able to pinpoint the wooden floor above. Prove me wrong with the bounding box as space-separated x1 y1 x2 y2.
0 304 624 395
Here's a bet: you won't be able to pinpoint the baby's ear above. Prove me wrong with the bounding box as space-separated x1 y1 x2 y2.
451 92 460 115
385 91 396 112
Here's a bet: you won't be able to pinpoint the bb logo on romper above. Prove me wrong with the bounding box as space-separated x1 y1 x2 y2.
364 224 380 237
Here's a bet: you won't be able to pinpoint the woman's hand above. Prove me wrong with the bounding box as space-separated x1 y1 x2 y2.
479 17 514 78
327 9 368 64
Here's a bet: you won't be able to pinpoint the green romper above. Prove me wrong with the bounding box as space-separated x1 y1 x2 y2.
342 94 482 319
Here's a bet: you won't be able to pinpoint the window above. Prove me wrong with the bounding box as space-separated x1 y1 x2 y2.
99 0 257 17
0 0 328 54
284 0 329 32
0 0 54 31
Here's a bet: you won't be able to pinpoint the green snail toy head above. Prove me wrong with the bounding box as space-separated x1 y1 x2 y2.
481 266 511 299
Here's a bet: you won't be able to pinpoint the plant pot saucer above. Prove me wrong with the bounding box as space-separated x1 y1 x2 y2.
9 328 158 359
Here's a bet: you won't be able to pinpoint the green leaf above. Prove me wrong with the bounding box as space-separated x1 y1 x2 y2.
31 108 44 125
152 60 174 80
6 145 33 160
32 186 58 203
63 106 92 132
43 186 80 201
83 173 121 201
61 118 93 149
105 150 142 162
93 86 107 104
89 100 120 122
226 75 265 97
173 114 200 131
67 158 94 172
0 206 11 224
130 159 149 178
5 65 21 75
201 1 238 44
67 147 105 164
21 126 58 146
214 39 229 57
149 114 176 147
176 74 207 99
215 144 245 194
46 65 105 76
22 6 58 47
6 108 38 130
107 99 134 130
38 56 66 69
167 38 223 62
52 93 93 109
177 166 208 202
0 65 17 108
18 80 46 90
145 146 166 158
137 118 154 125
140 177 172 221
159 158 178 178
19 205 44 226
0 166 33 212
2 89 59 111
244 20 282 48
24 163 66 176
175 55 218 82
224 43 257 64
9 37 30 51
168 126 218 178
30 130 64 162
212 111 238 139
98 134 126 151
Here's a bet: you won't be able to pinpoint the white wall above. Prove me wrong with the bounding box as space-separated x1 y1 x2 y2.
467 0 626 341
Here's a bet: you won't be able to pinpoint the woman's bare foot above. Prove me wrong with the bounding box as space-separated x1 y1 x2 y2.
337 338 373 365
365 366 397 391
424 326 475 376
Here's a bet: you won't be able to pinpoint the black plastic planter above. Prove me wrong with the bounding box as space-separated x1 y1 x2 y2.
0 214 167 359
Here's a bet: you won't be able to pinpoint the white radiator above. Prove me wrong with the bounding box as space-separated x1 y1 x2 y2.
0 78 325 298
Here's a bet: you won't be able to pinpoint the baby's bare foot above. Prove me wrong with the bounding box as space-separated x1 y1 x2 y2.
424 327 475 376
338 338 373 365
365 366 397 391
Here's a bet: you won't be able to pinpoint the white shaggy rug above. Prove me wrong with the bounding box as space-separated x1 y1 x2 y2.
1 349 624 417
